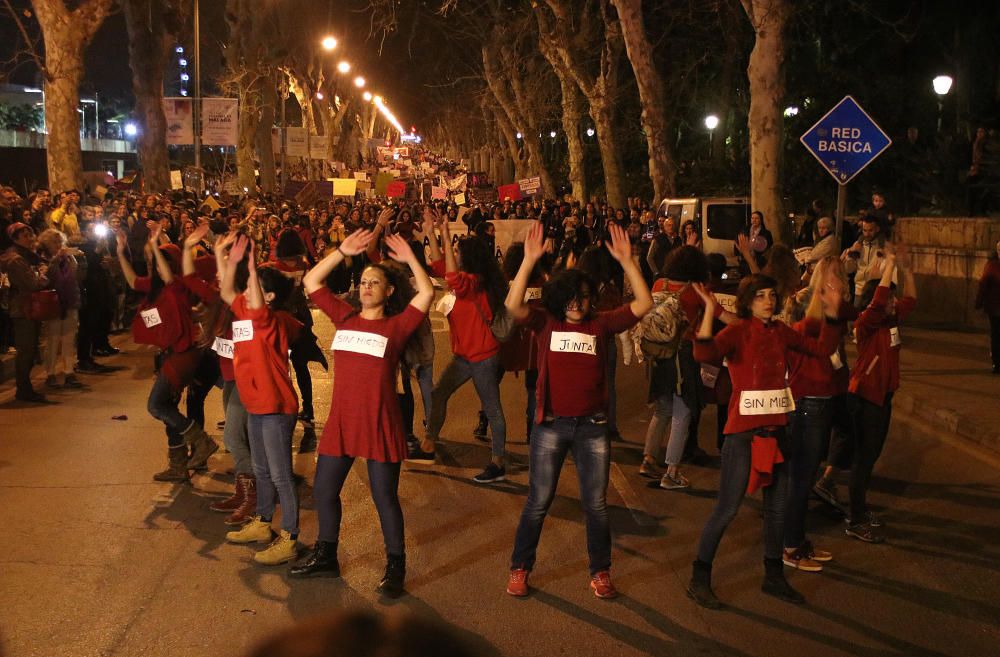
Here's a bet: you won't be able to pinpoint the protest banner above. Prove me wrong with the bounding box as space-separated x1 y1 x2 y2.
201 98 238 146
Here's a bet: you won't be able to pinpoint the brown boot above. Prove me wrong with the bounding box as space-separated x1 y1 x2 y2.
210 473 249 513
153 446 191 482
225 477 257 525
183 423 219 470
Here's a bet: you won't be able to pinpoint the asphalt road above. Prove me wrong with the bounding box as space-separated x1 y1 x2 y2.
1 307 999 657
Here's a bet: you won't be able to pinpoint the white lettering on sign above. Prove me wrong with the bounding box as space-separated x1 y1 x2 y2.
550 331 597 356
212 337 234 359
817 138 873 153
436 293 456 317
232 320 254 343
332 330 388 358
830 351 844 370
524 287 542 302
739 388 796 416
140 308 162 328
889 326 901 347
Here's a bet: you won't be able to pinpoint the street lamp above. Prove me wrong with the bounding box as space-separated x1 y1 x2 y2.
321 36 337 51
124 122 138 137
783 106 799 117
316 91 324 100
337 61 351 74
704 114 719 157
516 132 522 140
354 76 365 88
363 91 373 102
586 127 595 137
549 130 556 138
933 75 953 132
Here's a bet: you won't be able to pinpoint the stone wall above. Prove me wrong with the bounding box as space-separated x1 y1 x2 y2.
895 217 1000 330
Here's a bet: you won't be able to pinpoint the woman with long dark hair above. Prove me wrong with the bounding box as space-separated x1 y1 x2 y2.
291 229 433 597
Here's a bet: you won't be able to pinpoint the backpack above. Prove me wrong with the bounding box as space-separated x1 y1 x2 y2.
634 288 688 361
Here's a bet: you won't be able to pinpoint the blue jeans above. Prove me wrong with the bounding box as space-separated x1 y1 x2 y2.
247 413 298 535
511 418 611 575
400 363 434 436
696 431 789 563
314 455 404 556
221 381 251 475
643 393 692 465
606 337 619 433
784 397 833 549
428 354 506 459
147 371 193 448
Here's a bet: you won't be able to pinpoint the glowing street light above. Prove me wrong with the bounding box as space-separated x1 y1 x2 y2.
783 106 799 117
932 75 953 96
516 132 523 139
321 36 338 51
704 114 719 157
373 94 405 134
549 130 556 138
124 122 138 137
337 61 351 74
363 91 373 102
354 76 365 88
586 127 595 137
316 91 324 100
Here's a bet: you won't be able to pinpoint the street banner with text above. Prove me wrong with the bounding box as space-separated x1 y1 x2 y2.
162 97 194 145
201 98 239 146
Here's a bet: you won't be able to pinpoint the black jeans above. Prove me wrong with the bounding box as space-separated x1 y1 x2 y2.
13 317 41 395
990 315 1000 369
847 392 893 522
314 454 404 557
696 430 790 564
784 398 833 549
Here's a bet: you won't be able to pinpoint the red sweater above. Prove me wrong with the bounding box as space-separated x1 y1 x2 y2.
431 259 499 362
231 295 301 415
848 286 916 406
787 316 850 399
524 304 639 422
132 277 196 353
694 316 840 434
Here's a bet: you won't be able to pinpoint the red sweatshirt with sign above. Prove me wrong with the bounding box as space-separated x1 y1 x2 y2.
181 273 235 382
430 258 499 363
848 286 916 406
230 295 301 416
693 316 840 435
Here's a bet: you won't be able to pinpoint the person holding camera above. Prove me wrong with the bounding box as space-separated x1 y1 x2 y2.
1 223 50 402
842 217 887 308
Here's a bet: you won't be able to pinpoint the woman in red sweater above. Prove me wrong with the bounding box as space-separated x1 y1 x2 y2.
841 250 916 543
975 241 1000 373
292 229 433 598
411 212 510 484
688 273 844 608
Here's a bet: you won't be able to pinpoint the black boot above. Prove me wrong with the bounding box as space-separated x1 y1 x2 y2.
377 553 406 598
686 560 722 609
473 412 489 441
289 541 340 578
762 557 805 604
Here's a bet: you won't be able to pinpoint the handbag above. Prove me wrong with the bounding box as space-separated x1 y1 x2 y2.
25 289 61 321
473 297 515 343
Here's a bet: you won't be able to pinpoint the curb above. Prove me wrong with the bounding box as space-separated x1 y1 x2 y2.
894 388 1000 455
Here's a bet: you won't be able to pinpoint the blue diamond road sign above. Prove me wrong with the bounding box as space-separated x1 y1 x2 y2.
800 95 892 186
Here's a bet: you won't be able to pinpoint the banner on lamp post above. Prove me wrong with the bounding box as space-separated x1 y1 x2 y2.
163 97 194 145
201 98 239 146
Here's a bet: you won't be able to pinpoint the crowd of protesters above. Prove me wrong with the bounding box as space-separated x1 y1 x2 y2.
1 168 920 607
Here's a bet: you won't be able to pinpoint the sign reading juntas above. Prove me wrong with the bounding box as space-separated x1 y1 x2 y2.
162 97 194 145
800 95 891 185
201 98 239 146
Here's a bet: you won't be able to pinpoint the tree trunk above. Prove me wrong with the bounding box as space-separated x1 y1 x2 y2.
559 77 588 203
31 0 115 193
744 0 791 243
612 0 676 202
236 79 260 192
591 96 625 208
255 79 277 193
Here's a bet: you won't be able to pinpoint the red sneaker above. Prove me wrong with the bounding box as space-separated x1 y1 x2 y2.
590 571 618 599
506 568 529 597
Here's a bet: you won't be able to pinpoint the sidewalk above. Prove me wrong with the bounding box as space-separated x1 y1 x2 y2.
850 325 1000 454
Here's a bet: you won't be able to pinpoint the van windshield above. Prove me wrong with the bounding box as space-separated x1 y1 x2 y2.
705 204 750 241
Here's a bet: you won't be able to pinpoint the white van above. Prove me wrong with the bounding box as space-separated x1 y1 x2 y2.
656 197 750 266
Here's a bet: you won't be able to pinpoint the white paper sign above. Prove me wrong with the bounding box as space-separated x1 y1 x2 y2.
738 388 796 416
700 364 720 387
332 330 388 358
524 287 542 302
232 320 254 343
212 337 234 359
830 351 844 370
436 293 456 316
550 331 597 355
140 308 162 328
889 326 901 347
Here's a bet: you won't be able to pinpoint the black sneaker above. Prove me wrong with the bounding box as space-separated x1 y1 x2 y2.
472 412 489 441
298 413 314 429
845 521 885 544
472 463 506 484
406 443 435 465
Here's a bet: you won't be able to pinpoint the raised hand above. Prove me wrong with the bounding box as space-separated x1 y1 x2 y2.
605 223 631 263
115 230 127 255
147 221 162 245
421 206 436 234
184 222 211 248
692 282 715 307
524 221 545 263
229 235 250 263
339 228 374 256
214 231 237 256
385 233 416 264
377 208 394 227
736 233 752 256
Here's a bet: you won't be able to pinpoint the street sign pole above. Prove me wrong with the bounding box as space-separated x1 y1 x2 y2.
835 184 847 244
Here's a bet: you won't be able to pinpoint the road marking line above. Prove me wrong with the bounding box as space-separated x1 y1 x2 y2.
609 461 655 526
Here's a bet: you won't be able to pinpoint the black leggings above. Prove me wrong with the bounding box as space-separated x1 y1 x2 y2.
847 392 893 522
314 454 404 556
290 350 314 419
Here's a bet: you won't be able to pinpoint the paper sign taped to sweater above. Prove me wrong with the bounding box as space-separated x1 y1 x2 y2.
739 388 796 415
524 287 542 301
436 293 456 316
232 320 254 343
550 331 597 355
890 327 901 347
332 330 388 358
212 337 234 359
140 308 162 328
